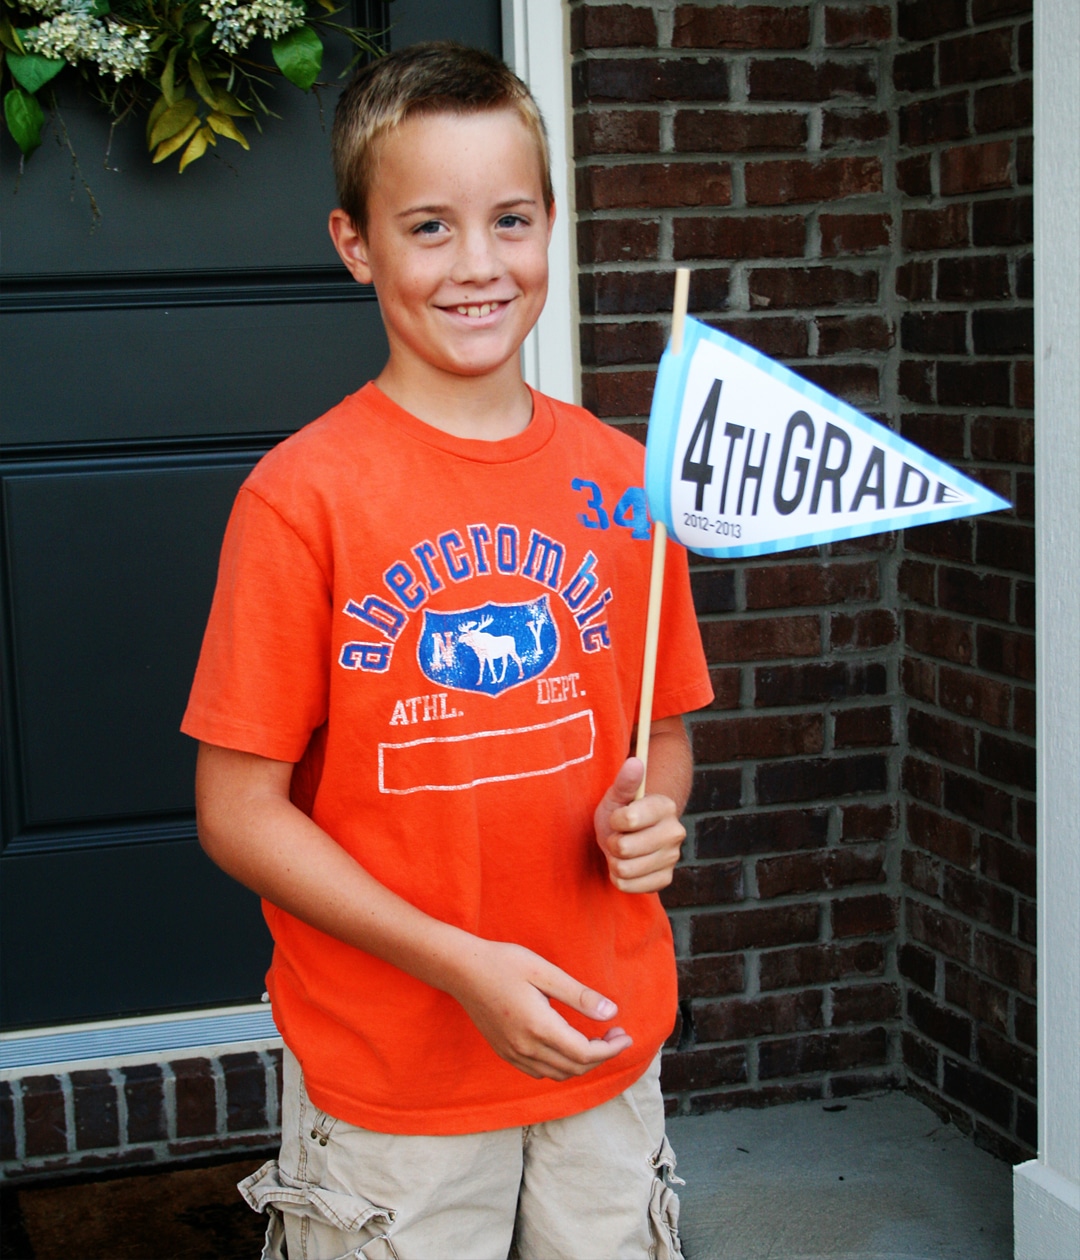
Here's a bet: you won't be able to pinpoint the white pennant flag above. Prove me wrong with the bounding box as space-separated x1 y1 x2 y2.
645 316 1010 558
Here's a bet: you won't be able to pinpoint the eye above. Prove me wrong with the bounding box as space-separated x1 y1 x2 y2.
497 213 528 229
412 220 445 236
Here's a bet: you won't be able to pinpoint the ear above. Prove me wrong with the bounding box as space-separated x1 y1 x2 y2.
328 209 373 285
546 196 556 245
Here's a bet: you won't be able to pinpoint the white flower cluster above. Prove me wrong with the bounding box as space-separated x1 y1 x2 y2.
21 1 152 80
200 0 306 55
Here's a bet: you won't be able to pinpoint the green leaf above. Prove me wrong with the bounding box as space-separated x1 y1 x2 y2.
89 0 110 16
152 113 199 163
148 96 196 150
211 90 252 118
178 123 212 172
6 50 64 94
187 55 217 108
1 17 26 55
207 109 249 149
4 85 44 156
272 25 323 92
160 43 180 105
145 92 170 147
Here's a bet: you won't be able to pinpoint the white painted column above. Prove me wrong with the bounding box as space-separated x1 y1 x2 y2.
502 0 580 404
1013 1 1080 1257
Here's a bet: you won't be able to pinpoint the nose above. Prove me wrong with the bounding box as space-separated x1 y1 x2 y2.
450 225 504 288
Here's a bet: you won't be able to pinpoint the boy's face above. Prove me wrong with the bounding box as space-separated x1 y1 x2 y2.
331 109 553 388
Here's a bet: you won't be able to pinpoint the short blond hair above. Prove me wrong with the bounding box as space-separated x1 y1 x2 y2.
332 41 553 234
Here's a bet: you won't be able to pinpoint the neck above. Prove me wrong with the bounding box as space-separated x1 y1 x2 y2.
374 358 533 441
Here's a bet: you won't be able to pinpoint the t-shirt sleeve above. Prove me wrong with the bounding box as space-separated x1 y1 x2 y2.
181 486 332 762
650 536 714 721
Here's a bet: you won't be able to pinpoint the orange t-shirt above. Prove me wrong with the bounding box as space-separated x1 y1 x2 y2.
182 384 713 1134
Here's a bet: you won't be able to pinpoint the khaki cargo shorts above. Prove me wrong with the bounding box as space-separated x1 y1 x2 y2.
240 1046 683 1260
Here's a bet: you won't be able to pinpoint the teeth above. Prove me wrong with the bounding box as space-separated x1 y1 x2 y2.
455 303 498 317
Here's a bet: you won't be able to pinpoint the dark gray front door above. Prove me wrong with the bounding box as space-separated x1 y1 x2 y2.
1 1 502 1028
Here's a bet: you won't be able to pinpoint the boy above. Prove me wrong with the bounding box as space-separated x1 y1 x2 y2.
183 42 713 1260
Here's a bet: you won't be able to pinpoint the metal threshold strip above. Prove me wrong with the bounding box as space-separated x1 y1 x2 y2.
0 1003 280 1078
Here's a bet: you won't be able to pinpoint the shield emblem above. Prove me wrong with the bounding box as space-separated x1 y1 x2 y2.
418 596 560 697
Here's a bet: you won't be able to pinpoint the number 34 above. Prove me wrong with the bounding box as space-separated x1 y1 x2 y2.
571 478 652 540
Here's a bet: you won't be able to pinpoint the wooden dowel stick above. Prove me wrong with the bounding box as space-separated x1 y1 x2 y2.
634 267 691 800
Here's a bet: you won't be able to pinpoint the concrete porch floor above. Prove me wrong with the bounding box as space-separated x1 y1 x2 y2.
0 1091 1013 1259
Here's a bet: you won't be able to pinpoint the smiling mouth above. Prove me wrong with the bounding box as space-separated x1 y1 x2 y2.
454 301 502 318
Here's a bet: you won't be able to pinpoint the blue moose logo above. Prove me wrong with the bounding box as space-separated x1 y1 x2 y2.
418 596 559 697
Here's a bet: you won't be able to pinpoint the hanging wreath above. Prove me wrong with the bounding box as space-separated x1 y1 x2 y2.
0 1 381 171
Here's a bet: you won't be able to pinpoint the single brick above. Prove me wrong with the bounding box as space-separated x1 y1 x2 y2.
573 57 730 105
978 1028 1036 1096
1013 686 1035 738
899 92 970 147
902 755 943 805
123 1064 166 1144
745 561 878 609
939 665 1011 728
798 363 880 406
696 808 828 858
943 770 1014 835
832 981 900 1024
677 953 746 998
904 610 974 665
1016 133 1033 183
831 610 897 651
172 1058 217 1139
674 108 807 153
895 258 933 298
937 255 1010 302
893 46 935 94
1015 355 1035 406
755 661 886 707
1017 897 1036 945
907 990 972 1057
222 1052 267 1133
582 267 729 315
908 708 976 769
761 940 884 990
972 196 1033 246
938 361 1012 408
899 361 933 404
943 867 1014 933
574 109 659 156
22 1075 67 1158
72 1070 119 1151
825 5 891 45
673 215 805 260
758 1027 887 1078
903 847 941 897
939 28 1013 87
707 316 809 357
703 666 741 712
686 766 743 814
835 705 893 749
701 614 820 662
757 844 885 899
976 520 1034 575
840 802 897 841
819 214 891 257
972 308 1033 355
756 754 887 805
0 1081 16 1162
976 626 1034 681
690 567 736 615
971 415 1032 467
745 156 881 205
751 266 879 310
577 218 659 265
942 1058 1012 1127
904 518 974 564
748 58 876 102
570 4 657 50
673 5 811 49
940 141 1013 196
661 860 744 909
690 903 819 954
581 370 655 418
1014 998 1036 1049
899 941 937 991
907 899 971 962
660 1045 747 1092
944 962 1010 1033
897 0 967 41
978 732 1036 792
815 311 894 353
692 713 823 763
580 320 666 368
902 1030 939 1084
579 162 732 211
831 893 898 938
974 79 1033 134
907 802 975 867
821 108 889 147
980 834 1035 898
696 991 822 1042
902 656 937 705
1015 582 1035 630
902 204 969 252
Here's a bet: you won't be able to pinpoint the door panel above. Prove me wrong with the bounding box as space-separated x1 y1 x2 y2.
0 0 504 1028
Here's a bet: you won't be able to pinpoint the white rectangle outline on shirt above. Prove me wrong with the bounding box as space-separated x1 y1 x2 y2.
377 709 596 795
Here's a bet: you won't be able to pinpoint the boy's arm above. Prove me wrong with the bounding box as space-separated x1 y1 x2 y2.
594 715 693 893
196 743 632 1081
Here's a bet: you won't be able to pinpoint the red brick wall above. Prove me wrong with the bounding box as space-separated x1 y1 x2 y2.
893 0 1034 1162
571 0 1034 1158
572 0 904 1115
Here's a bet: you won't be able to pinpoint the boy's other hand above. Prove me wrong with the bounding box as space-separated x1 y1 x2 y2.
594 757 686 894
451 942 633 1081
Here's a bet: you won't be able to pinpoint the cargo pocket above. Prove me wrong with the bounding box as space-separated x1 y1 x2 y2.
647 1135 685 1260
240 1158 399 1260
